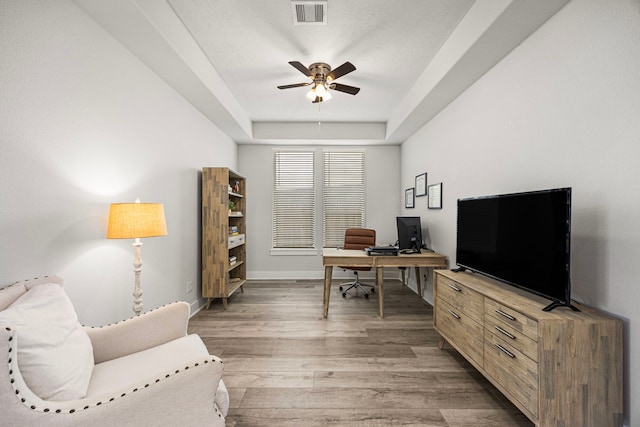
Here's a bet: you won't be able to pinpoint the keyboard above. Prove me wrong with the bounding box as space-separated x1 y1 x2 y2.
365 246 399 256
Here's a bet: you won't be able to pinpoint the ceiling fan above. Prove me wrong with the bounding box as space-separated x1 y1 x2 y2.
277 61 360 103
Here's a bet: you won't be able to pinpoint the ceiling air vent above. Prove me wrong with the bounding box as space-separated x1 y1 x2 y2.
291 1 327 25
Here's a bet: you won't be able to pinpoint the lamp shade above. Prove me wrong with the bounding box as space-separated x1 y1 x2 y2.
107 203 167 239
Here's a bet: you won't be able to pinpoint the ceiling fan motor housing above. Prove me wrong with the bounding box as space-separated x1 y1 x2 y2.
309 62 332 85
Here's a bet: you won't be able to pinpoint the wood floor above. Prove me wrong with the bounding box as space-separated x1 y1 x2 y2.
188 279 534 427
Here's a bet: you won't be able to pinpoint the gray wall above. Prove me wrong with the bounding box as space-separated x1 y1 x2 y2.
0 0 237 325
239 145 401 280
399 1 639 425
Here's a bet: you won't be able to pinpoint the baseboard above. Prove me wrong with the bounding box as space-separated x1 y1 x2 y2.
189 300 205 318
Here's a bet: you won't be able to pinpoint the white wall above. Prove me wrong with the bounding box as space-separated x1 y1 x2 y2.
239 144 400 279
0 0 237 325
400 0 639 424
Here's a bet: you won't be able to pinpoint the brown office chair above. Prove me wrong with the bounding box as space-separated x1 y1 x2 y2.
338 228 377 298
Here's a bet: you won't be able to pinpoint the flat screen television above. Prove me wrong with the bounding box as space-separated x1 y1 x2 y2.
397 216 422 254
455 188 577 312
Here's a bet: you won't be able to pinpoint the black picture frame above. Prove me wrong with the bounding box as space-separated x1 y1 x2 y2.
428 183 442 209
405 188 415 208
415 173 427 197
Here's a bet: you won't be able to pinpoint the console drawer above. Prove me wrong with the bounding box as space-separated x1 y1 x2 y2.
435 298 483 367
485 315 538 362
485 298 538 341
484 330 539 417
436 275 483 322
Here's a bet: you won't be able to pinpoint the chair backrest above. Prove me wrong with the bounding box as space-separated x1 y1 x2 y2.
343 228 376 250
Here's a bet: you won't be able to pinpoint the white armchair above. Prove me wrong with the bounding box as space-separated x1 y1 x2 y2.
0 276 228 427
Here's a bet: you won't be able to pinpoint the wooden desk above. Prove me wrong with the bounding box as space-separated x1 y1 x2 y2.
322 248 447 318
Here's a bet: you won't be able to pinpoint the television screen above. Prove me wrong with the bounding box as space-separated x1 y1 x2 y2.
456 188 575 311
397 216 422 254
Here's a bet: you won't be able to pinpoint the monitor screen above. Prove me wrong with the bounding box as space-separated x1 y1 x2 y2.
396 216 422 253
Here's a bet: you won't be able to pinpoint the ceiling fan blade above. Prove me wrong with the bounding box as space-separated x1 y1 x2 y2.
277 82 312 90
329 83 360 95
327 62 356 81
288 61 311 77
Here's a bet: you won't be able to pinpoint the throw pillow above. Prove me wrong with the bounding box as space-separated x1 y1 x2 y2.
0 283 94 401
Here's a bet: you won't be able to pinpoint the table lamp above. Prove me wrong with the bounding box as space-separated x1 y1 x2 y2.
107 199 167 316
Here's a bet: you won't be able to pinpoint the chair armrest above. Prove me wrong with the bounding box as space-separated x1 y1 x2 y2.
84 301 190 364
1 325 225 427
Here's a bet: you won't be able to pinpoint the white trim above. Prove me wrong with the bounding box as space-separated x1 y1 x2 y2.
189 300 203 318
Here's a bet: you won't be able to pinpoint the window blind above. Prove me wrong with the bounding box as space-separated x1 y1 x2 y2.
323 151 365 248
272 151 316 248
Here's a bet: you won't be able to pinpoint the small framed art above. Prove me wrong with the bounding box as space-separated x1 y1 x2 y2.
428 183 442 209
405 188 415 208
415 173 427 197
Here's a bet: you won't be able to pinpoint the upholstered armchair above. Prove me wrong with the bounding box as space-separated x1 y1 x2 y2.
0 276 228 427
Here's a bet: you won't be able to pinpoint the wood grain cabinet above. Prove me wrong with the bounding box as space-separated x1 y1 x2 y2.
201 167 246 309
434 269 623 427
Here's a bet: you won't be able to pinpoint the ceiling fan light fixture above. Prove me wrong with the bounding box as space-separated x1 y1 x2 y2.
306 83 331 103
278 60 358 102
306 88 316 100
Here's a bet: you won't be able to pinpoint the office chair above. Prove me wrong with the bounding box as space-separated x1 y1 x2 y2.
338 228 377 298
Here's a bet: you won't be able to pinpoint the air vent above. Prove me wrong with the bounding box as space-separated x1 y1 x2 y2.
291 1 327 25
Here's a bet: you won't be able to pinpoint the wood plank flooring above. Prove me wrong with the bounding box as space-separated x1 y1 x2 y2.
188 279 534 427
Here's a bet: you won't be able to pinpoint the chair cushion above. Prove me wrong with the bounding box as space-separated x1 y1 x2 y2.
0 283 94 401
87 334 210 397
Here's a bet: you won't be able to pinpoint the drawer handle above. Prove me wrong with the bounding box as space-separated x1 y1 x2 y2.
447 309 461 319
495 309 516 321
448 284 462 292
495 326 516 340
494 343 515 358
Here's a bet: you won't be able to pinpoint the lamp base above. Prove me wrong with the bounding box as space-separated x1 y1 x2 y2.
132 239 143 316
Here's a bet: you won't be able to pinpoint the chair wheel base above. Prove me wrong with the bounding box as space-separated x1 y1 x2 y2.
342 292 347 298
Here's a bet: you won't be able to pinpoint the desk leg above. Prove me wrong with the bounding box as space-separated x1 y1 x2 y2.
415 267 422 298
323 266 333 318
376 267 384 318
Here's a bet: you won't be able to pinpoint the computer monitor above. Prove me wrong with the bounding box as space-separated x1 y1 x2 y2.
396 216 422 254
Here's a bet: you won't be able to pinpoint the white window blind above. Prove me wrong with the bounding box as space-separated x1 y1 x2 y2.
272 151 316 248
323 151 365 248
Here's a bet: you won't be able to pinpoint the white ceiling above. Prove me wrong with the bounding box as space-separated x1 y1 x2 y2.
73 0 570 145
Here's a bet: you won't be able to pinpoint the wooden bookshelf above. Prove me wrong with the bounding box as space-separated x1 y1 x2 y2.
201 167 246 309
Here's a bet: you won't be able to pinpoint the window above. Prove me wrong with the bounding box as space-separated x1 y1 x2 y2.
272 151 315 249
323 151 365 248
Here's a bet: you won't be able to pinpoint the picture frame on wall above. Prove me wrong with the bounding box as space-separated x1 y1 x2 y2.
428 183 443 209
415 173 427 197
405 188 415 208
